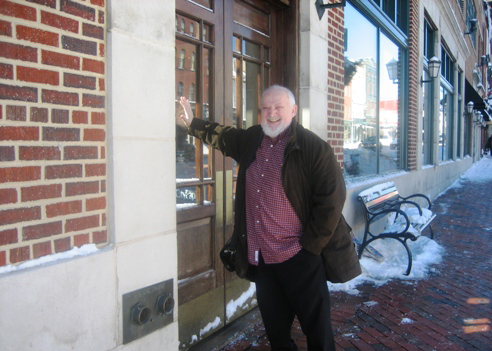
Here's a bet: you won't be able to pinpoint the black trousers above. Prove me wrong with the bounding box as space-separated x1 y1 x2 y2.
255 249 336 351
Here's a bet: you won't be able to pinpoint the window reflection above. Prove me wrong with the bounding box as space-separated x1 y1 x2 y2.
343 3 403 178
231 36 269 187
422 19 437 165
379 33 400 174
439 86 453 162
422 69 433 165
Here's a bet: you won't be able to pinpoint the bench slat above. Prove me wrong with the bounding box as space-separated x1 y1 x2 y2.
365 190 399 209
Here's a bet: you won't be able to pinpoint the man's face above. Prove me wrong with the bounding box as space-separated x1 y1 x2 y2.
260 90 298 138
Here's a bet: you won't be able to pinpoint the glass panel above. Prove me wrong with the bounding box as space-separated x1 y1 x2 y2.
382 0 396 21
439 85 449 162
379 33 400 173
203 144 211 179
446 91 454 159
176 186 198 205
203 48 211 121
176 40 198 181
232 57 240 128
232 57 240 179
464 113 471 156
233 36 241 53
243 40 260 59
203 23 213 43
181 17 200 39
422 69 433 165
191 53 196 71
264 66 269 92
242 61 261 129
264 47 270 63
204 184 213 204
457 72 462 159
179 50 186 69
343 3 378 177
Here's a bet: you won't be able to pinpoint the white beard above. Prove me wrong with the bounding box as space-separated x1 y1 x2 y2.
261 119 289 138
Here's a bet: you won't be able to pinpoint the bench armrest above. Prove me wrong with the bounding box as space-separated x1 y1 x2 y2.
368 208 411 235
400 193 432 209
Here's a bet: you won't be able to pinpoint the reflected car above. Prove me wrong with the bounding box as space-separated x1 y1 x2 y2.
390 138 397 150
359 136 382 150
380 135 391 146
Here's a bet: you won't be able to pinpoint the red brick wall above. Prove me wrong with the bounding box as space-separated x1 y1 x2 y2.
326 6 345 167
0 0 107 267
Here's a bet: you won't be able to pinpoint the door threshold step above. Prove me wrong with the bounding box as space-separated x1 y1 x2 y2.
188 307 263 351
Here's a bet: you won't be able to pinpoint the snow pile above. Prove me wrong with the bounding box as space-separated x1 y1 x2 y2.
226 282 256 319
330 236 444 294
403 207 433 225
358 181 396 202
450 157 492 188
384 205 434 236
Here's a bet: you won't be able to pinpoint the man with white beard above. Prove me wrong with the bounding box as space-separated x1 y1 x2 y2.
179 85 361 351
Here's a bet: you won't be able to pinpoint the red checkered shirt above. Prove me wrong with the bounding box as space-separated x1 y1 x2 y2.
245 129 303 265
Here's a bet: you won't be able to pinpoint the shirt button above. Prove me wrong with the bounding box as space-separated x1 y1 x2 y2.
257 189 260 193
261 174 264 177
266 159 268 162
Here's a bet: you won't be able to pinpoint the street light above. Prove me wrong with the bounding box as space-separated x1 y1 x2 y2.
315 0 346 20
466 101 474 115
479 55 490 67
464 19 478 35
420 56 441 86
386 58 399 83
474 111 483 126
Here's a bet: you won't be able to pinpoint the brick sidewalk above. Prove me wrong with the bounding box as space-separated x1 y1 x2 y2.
219 176 492 351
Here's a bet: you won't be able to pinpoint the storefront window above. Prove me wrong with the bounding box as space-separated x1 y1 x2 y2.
422 19 435 166
439 46 454 162
464 111 472 156
439 85 454 162
343 2 405 178
457 71 462 159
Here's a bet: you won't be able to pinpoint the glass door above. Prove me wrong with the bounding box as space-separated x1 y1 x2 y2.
175 0 283 349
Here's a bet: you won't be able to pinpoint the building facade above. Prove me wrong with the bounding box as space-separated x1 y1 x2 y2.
0 0 489 350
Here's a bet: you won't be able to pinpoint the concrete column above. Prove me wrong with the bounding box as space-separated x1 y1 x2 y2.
298 1 329 140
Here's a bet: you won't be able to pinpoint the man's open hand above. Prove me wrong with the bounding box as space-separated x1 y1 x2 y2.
179 96 194 127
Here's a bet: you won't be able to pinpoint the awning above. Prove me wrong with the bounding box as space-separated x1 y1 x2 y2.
465 80 490 120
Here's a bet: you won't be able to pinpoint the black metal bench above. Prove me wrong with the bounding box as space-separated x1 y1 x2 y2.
357 181 436 275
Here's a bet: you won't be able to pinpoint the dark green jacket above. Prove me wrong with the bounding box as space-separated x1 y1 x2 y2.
188 118 361 283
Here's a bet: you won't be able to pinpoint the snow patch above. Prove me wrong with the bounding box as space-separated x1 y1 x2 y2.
0 244 99 275
329 236 444 294
401 318 413 324
441 157 492 196
226 282 256 319
199 316 221 337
